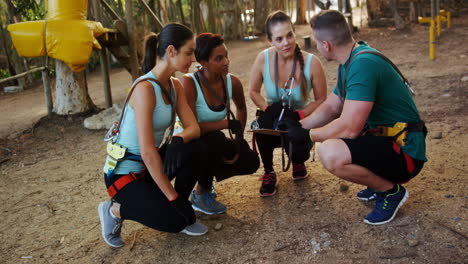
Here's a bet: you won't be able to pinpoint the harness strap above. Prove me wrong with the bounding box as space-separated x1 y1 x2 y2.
337 48 415 100
107 169 147 198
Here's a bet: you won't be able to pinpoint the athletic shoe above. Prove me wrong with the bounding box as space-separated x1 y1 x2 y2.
180 220 208 236
259 172 277 197
292 163 309 180
191 190 227 215
364 185 409 225
98 201 124 248
357 187 377 201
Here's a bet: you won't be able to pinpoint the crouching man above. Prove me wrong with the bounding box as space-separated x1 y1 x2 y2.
288 10 427 225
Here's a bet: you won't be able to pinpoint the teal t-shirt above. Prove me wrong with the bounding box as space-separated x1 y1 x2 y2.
333 41 427 161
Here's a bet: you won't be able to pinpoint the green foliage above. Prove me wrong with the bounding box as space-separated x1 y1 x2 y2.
0 68 11 79
13 0 45 21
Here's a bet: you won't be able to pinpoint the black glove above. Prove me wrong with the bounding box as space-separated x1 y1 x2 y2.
228 119 242 135
163 136 185 176
257 102 283 129
264 101 283 117
276 116 301 131
170 195 196 225
287 126 312 145
283 107 301 121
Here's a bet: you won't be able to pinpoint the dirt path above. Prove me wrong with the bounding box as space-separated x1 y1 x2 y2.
0 11 467 264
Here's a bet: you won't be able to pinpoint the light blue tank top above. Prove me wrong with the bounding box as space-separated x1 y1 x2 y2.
263 49 313 110
111 71 174 175
189 73 233 123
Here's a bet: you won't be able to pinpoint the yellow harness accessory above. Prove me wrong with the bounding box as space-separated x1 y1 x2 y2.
376 122 408 146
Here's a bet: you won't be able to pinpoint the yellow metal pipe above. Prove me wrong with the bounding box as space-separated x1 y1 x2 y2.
430 19 436 60
436 15 441 36
418 17 432 24
447 11 451 28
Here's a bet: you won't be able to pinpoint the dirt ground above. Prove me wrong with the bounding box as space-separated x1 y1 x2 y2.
1 9 467 264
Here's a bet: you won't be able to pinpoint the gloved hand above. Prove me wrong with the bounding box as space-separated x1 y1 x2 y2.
276 116 301 131
227 119 242 135
163 136 185 176
287 126 312 145
283 107 301 121
257 102 283 129
169 195 196 225
264 101 283 117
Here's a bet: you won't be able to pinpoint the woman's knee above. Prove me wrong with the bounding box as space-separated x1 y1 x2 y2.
318 139 350 173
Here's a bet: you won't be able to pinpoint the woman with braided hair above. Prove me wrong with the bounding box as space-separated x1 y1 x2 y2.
249 10 327 196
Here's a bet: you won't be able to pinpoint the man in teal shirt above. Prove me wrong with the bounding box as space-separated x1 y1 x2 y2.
289 10 427 225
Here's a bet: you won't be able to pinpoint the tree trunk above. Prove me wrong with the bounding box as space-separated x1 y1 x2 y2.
296 0 307 24
191 0 205 33
222 0 243 40
176 0 186 25
389 0 405 29
53 60 96 115
254 0 269 34
366 0 380 21
207 0 217 33
272 0 285 11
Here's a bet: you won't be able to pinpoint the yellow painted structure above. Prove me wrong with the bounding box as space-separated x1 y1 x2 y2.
7 0 108 72
418 9 452 60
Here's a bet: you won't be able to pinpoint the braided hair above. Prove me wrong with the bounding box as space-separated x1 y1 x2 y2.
266 11 308 100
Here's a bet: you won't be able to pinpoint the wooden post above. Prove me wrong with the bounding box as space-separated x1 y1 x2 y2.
92 0 113 107
125 0 140 80
42 65 53 116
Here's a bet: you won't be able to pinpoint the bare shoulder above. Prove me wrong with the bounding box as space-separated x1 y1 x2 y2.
229 74 242 86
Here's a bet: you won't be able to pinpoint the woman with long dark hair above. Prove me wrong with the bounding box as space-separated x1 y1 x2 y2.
98 23 207 248
180 33 259 215
249 11 327 197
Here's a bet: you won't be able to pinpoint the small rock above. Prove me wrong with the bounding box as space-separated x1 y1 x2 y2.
84 104 122 130
461 76 468 82
214 223 223 231
323 240 332 248
319 232 330 239
314 206 320 211
432 132 443 139
4 86 23 93
460 54 467 58
453 217 461 221
339 184 349 192
310 240 321 252
445 194 454 198
407 239 419 247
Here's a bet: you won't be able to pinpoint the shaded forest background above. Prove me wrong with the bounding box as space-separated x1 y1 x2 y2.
0 0 464 93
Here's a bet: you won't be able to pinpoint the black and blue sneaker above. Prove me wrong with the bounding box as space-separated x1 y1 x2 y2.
364 185 409 225
357 187 377 201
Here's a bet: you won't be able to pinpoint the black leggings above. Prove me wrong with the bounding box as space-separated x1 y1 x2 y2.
104 141 200 233
256 133 312 173
196 131 260 189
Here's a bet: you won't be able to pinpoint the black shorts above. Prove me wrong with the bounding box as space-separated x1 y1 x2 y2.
342 136 425 183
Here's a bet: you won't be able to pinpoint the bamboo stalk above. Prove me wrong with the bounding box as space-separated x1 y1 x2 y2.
0 67 45 84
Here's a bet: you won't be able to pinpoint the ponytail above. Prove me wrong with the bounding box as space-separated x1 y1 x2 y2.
142 33 159 74
294 43 308 100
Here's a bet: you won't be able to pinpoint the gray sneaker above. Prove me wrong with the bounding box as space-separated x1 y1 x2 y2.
191 190 227 215
98 201 124 248
180 220 208 236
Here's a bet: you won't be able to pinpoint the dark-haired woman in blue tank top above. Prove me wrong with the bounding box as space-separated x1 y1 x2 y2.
180 33 259 215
